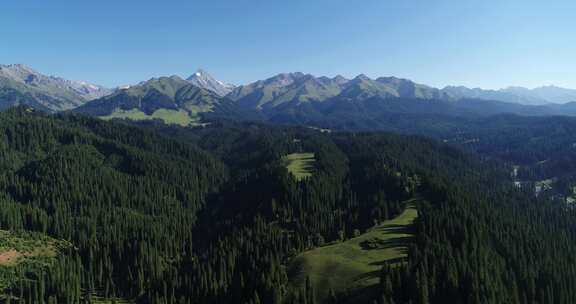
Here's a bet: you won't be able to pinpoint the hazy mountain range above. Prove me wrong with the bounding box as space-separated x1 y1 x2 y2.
443 85 576 105
0 64 110 111
3 64 576 126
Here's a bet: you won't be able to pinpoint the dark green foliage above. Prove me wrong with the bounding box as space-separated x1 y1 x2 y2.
1 108 576 304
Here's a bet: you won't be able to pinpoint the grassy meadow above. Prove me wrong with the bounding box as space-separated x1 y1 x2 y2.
284 153 316 181
288 200 419 303
100 108 194 126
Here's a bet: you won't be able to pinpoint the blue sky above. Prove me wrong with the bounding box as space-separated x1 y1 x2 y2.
1 0 575 89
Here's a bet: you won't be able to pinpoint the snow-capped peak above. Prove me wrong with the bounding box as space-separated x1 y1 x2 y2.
186 69 235 97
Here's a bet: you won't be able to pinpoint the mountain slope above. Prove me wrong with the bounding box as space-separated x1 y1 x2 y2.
228 73 451 114
68 71 576 130
504 85 576 104
265 93 576 133
443 85 576 105
0 64 111 111
5 108 576 303
186 69 235 97
227 72 341 110
442 86 547 105
228 71 576 108
74 75 259 125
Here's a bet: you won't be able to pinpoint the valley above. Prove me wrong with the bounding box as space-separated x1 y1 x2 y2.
5 1 576 303
3 56 576 304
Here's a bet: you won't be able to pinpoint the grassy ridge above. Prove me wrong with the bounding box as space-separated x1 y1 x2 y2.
288 200 419 302
284 153 316 181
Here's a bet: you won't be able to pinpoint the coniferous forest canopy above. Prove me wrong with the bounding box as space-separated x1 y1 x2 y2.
5 0 576 301
0 107 575 303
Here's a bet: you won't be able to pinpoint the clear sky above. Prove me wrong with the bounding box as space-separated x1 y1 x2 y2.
1 0 575 89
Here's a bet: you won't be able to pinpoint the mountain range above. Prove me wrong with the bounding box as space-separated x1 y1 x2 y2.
443 85 576 105
73 75 259 126
74 72 471 126
3 64 576 126
0 64 110 111
226 72 452 112
5 65 576 304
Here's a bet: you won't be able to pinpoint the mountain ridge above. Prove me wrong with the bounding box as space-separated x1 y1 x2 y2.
4 63 576 126
0 64 111 111
74 75 260 125
186 69 235 97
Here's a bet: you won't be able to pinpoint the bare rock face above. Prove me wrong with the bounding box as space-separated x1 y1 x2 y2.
186 69 235 97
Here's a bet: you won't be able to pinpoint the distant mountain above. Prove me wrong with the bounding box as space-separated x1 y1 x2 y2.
224 72 576 128
6 63 576 126
228 72 344 110
227 73 449 113
443 85 576 105
376 76 452 100
267 95 576 132
74 75 259 126
186 69 235 97
228 71 576 107
339 75 451 100
503 85 576 104
0 64 111 111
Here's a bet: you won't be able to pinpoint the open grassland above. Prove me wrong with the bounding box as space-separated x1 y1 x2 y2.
101 108 194 126
288 200 419 303
283 153 316 181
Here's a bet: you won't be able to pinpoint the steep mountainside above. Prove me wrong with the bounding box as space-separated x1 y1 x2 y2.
227 72 343 110
228 73 450 113
0 64 110 111
262 93 576 133
74 75 259 126
62 71 576 135
186 69 235 96
228 71 576 109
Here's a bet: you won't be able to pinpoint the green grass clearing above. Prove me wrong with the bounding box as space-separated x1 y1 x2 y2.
283 153 316 181
0 230 71 295
288 200 419 303
0 230 68 267
100 108 195 126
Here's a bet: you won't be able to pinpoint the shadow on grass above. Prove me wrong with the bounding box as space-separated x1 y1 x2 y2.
359 236 414 251
368 256 408 267
338 282 382 304
375 223 417 234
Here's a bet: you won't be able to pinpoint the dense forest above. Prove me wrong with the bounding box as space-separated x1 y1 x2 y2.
0 107 575 303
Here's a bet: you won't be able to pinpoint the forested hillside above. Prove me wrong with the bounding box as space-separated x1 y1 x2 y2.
0 108 575 303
